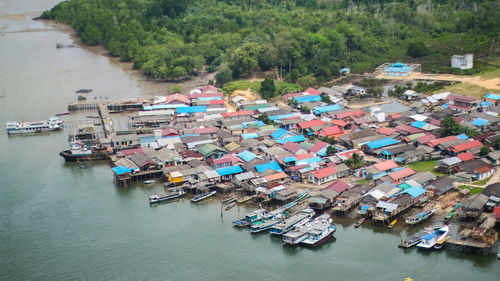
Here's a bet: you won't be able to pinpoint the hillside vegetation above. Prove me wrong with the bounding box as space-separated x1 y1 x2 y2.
42 0 500 84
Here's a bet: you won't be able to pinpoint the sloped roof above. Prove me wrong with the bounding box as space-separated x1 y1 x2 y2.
298 119 327 129
255 161 283 173
164 93 189 104
314 104 342 114
283 141 302 153
331 119 348 127
336 109 365 119
388 167 416 180
373 160 399 172
264 172 288 181
216 165 243 176
365 138 399 149
177 106 207 114
237 150 260 162
325 180 350 193
222 110 254 118
458 152 475 162
312 166 338 179
271 128 289 140
450 140 483 153
309 141 329 153
320 126 344 136
377 127 396 136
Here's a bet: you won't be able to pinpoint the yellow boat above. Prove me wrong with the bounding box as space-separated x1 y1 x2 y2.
387 219 397 229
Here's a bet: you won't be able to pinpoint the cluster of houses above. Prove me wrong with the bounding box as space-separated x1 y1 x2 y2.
105 84 500 227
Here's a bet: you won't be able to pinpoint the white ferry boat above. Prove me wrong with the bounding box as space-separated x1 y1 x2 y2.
6 117 63 134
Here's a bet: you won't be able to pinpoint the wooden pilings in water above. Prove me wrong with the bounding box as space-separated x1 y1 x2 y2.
113 170 164 187
68 103 99 111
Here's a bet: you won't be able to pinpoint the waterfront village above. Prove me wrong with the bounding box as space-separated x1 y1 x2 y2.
59 63 500 254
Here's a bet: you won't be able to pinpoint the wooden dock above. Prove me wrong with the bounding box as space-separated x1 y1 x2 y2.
113 169 164 187
68 102 99 111
446 238 495 255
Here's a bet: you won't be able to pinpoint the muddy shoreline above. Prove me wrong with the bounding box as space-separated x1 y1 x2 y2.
40 18 216 96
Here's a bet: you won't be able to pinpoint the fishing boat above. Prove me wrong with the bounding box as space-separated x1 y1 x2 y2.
222 195 236 204
55 111 70 116
236 195 256 203
225 202 236 211
416 225 450 249
354 217 365 228
300 216 336 247
191 191 216 202
6 117 63 134
387 219 397 229
283 214 331 246
398 236 422 248
295 190 310 202
250 219 282 233
149 189 186 204
497 251 500 260
75 88 93 94
434 236 447 249
270 208 315 235
232 209 268 227
444 202 461 223
59 126 112 161
405 208 435 225
144 179 156 184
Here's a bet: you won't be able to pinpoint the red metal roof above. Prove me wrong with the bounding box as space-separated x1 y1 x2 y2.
377 127 396 136
427 136 458 147
121 148 143 156
391 113 403 119
194 127 217 134
309 141 329 153
283 141 302 153
201 85 218 93
324 180 350 193
388 167 416 181
296 153 315 161
330 119 349 127
457 152 475 162
298 119 327 129
416 134 436 144
450 140 483 153
449 104 473 111
337 149 364 159
289 164 308 172
320 126 343 137
161 129 179 137
446 94 479 103
475 165 492 175
336 109 365 119
221 110 255 118
373 160 398 172
395 124 424 134
209 99 225 104
282 92 305 99
304 87 321 96
189 92 224 99
429 119 441 126
164 93 189 104
312 166 337 179
494 207 500 220
265 172 288 181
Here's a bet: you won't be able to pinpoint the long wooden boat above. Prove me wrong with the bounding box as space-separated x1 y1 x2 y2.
398 236 422 248
149 189 186 204
225 202 236 211
354 217 365 228
387 219 397 229
191 191 216 202
236 195 256 203
405 208 435 225
444 202 461 223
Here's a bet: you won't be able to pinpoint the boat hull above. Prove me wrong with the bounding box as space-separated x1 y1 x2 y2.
302 228 336 248
59 150 110 161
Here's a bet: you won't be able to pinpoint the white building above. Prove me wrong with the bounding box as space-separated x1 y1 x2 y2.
451 54 473 69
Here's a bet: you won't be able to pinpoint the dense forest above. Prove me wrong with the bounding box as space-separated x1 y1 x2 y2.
42 0 500 84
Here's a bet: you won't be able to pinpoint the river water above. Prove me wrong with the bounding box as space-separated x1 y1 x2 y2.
0 1 499 280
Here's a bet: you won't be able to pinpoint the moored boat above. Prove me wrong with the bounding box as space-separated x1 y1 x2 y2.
398 236 422 248
250 219 282 233
55 111 70 116
405 208 435 225
144 179 156 184
149 188 186 204
191 191 216 202
6 117 63 134
222 195 236 204
416 225 450 249
282 214 331 246
444 202 461 223
225 202 236 210
270 208 315 235
236 195 256 203
232 209 268 227
354 217 365 228
300 216 336 247
387 219 397 229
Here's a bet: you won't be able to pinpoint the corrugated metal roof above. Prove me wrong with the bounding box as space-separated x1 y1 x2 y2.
177 106 207 114
294 95 322 103
471 118 488 127
216 165 243 176
276 135 306 144
255 161 283 173
314 104 342 114
366 138 400 149
271 128 288 140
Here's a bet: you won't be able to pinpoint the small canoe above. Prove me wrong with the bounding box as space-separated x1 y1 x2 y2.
144 179 156 184
354 217 365 228
55 111 70 116
222 195 236 204
387 219 397 229
225 202 236 211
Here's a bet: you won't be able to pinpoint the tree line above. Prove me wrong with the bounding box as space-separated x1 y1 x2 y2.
42 0 500 83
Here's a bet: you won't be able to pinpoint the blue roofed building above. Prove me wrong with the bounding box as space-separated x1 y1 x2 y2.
177 106 207 114
240 132 260 140
363 138 400 152
269 113 296 121
237 150 260 162
216 165 243 179
112 166 132 175
271 128 288 140
471 118 488 127
485 93 500 106
294 95 322 103
384 62 414 77
314 104 342 116
255 161 283 174
276 135 306 144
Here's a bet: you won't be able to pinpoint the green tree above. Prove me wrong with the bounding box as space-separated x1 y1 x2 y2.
301 106 310 114
345 153 365 169
321 94 332 104
440 115 463 137
326 145 338 156
257 113 275 125
407 41 429 58
215 65 233 87
494 140 500 150
171 85 182 93
260 79 276 100
81 24 102 45
480 146 490 156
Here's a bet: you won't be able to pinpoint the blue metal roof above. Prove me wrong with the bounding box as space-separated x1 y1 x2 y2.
143 104 184 110
255 161 283 173
403 186 426 198
295 156 322 166
242 121 265 128
281 156 296 163
422 233 436 240
276 135 306 144
241 132 259 140
314 104 342 114
385 62 412 73
197 96 223 101
485 93 500 100
271 128 288 140
237 150 259 162
411 121 428 129
270 113 296 121
480 101 493 107
294 95 322 103
457 134 469 140
177 106 207 114
112 166 132 175
366 138 399 149
140 136 157 144
471 118 488 127
340 68 350 71
216 165 243 176
441 103 449 109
